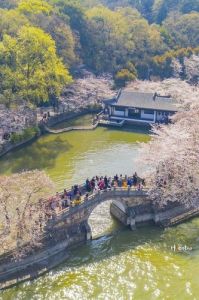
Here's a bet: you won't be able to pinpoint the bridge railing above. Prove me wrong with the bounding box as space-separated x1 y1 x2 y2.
54 186 148 218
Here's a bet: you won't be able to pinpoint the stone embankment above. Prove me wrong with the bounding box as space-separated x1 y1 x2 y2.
43 121 99 134
40 108 104 134
0 105 37 157
0 134 38 158
0 107 101 157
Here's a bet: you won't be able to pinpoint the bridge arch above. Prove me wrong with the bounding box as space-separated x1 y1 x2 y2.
46 188 148 246
88 198 127 239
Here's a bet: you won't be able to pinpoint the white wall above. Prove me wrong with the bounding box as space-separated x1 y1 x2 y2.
141 110 154 120
113 108 125 117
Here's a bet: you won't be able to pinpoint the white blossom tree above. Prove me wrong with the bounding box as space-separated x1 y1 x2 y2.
171 58 183 78
171 55 199 83
184 55 199 83
60 73 116 111
128 78 199 109
134 79 199 208
0 170 54 260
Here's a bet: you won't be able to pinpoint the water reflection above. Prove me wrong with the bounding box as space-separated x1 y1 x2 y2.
0 136 72 174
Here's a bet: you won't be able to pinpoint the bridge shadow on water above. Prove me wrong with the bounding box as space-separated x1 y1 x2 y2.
58 214 199 274
71 228 161 264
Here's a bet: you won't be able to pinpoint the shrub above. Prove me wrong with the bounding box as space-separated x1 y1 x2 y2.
10 126 39 144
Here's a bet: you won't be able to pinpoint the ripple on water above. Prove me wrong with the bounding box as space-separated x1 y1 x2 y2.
2 223 199 300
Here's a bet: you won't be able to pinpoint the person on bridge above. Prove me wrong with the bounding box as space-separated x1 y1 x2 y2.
99 179 105 190
84 193 89 201
114 174 118 182
73 185 79 195
127 177 133 187
118 175 123 187
122 179 127 188
133 173 138 186
86 179 91 192
104 176 108 188
91 177 96 190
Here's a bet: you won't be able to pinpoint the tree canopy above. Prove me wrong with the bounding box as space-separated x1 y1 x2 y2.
0 26 72 106
18 0 53 15
0 0 199 100
0 170 54 259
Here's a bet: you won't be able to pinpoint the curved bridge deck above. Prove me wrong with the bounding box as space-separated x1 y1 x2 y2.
49 187 148 225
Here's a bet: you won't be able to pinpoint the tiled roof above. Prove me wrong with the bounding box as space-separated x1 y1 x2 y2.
109 90 179 112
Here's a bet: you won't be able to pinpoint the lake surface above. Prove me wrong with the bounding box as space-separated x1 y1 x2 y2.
1 115 199 300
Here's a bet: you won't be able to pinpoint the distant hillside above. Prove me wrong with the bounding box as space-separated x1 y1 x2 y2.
0 0 199 108
101 0 199 23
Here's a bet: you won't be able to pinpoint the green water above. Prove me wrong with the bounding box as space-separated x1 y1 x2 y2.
1 115 199 300
51 114 94 130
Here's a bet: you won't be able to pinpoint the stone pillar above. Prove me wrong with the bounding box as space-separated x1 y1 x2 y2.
154 213 160 224
126 216 136 230
111 107 114 116
84 221 92 241
130 218 136 230
128 186 131 196
153 111 157 123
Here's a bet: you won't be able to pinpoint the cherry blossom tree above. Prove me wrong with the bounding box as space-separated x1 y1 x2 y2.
135 79 199 208
60 73 116 111
128 78 199 109
0 170 54 260
171 55 199 83
184 55 199 83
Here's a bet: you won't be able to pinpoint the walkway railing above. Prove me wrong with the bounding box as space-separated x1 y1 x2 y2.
46 186 148 222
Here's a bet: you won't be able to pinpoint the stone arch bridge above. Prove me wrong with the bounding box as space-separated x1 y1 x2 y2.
46 187 149 245
45 184 199 250
0 187 150 289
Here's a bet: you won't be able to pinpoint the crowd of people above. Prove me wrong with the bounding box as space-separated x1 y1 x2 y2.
47 173 146 213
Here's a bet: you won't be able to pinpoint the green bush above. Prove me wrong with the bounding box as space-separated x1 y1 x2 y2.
10 126 39 144
115 69 137 88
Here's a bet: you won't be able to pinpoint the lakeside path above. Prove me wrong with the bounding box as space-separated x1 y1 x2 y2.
43 122 99 134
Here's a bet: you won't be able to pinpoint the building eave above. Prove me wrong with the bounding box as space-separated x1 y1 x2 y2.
111 104 178 113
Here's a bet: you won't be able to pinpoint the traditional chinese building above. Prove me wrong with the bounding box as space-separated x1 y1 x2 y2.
103 89 178 124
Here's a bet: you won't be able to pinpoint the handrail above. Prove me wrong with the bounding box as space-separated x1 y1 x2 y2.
53 187 148 218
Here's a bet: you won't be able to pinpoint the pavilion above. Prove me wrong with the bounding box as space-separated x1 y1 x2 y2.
103 89 179 124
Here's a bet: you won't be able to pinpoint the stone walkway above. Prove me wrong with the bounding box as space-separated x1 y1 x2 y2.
43 121 99 134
